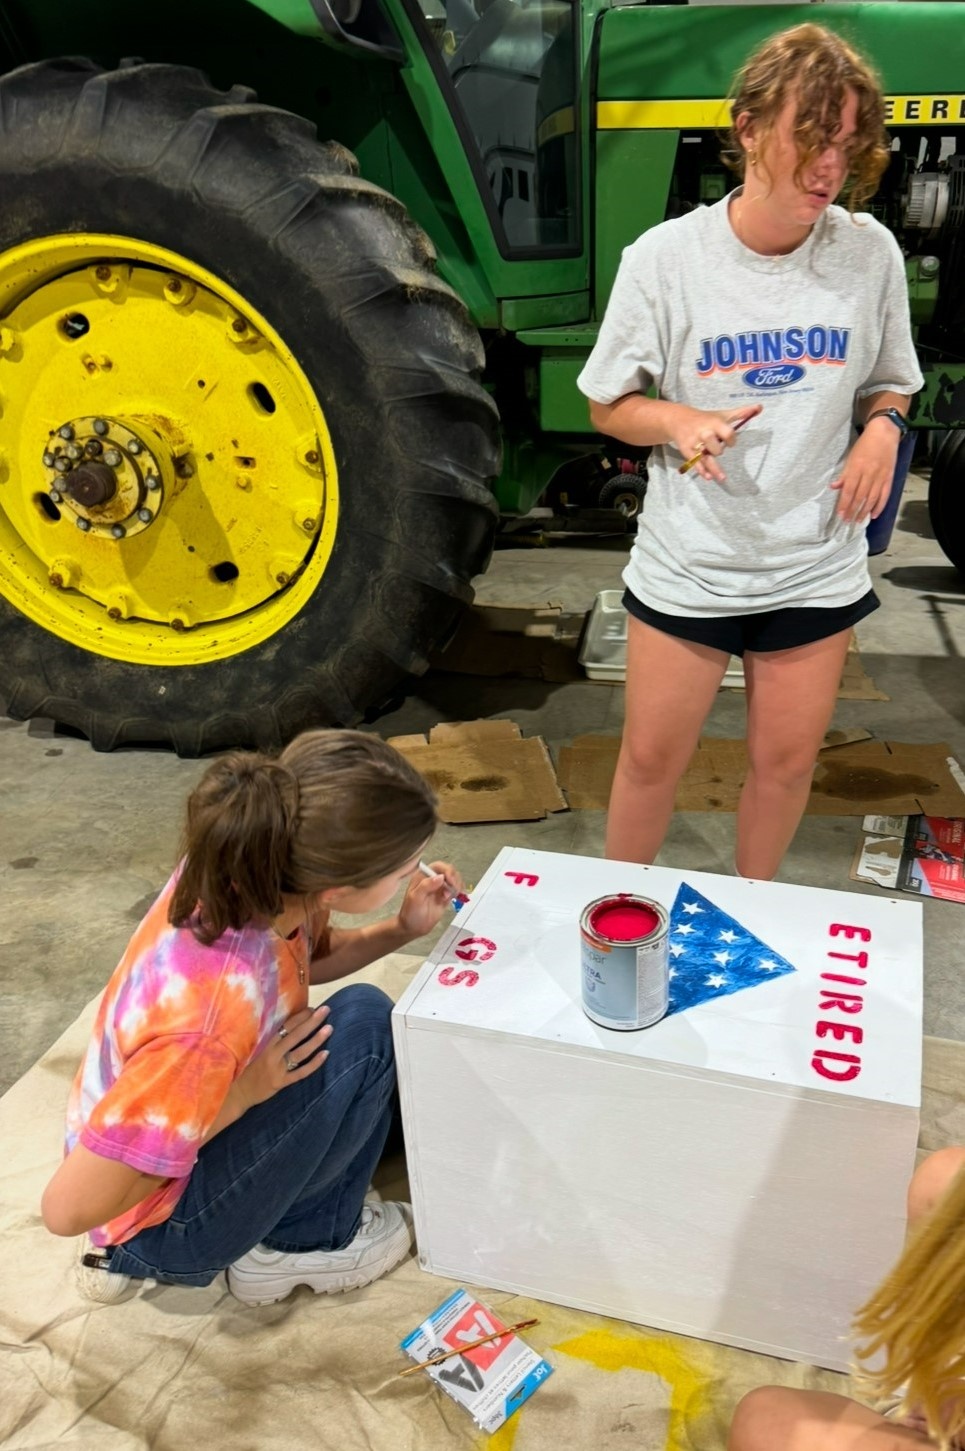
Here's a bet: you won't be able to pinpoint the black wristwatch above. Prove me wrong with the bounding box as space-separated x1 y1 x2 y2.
866 407 910 438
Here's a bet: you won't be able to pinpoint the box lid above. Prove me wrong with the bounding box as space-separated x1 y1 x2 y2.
397 848 922 1107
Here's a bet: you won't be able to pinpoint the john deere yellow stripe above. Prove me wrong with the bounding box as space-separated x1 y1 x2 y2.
598 95 965 130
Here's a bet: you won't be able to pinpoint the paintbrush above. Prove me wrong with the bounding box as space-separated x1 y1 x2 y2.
418 859 469 909
397 1318 540 1376
678 413 753 475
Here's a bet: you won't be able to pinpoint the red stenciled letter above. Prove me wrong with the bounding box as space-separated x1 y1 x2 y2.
816 1020 864 1045
437 966 479 989
818 993 864 1014
454 936 497 963
829 923 872 943
828 950 869 969
812 1050 862 1082
504 872 540 887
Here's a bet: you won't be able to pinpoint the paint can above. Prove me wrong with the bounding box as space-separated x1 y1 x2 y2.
580 893 669 1030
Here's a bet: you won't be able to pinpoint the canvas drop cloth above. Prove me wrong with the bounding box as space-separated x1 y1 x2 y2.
3 952 964 1451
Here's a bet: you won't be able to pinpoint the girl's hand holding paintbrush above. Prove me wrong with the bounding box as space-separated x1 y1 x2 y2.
397 860 467 936
674 403 762 481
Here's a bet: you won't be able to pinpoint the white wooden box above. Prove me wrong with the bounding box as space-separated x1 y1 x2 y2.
392 848 923 1370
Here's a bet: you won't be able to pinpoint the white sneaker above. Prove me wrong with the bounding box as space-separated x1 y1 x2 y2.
227 1201 412 1306
74 1238 137 1305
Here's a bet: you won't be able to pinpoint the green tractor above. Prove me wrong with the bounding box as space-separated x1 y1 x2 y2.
0 0 962 752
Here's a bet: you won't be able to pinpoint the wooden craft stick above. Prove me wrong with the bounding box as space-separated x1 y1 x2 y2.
397 1318 539 1376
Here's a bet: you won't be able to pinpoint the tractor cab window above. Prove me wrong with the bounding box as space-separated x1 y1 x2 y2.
420 0 580 254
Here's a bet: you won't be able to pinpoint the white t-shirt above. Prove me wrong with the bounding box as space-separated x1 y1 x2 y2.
577 193 923 616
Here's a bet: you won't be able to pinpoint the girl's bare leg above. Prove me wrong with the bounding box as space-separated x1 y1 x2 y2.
605 616 729 863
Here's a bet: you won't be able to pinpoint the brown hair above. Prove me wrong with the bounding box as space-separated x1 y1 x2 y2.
853 1162 965 1449
722 23 890 211
169 729 438 944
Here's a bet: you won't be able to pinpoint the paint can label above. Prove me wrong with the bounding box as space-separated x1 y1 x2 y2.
580 894 669 1030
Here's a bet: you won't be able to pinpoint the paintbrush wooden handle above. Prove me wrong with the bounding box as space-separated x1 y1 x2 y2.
398 1318 539 1376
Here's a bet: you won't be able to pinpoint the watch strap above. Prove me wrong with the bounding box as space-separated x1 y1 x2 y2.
866 407 909 437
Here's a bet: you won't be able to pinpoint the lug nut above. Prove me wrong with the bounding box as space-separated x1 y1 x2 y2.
137 507 152 523
110 523 126 539
48 488 62 502
54 457 71 473
304 450 320 466
85 439 103 457
175 458 194 479
128 438 143 455
170 616 187 631
58 424 74 441
93 418 109 436
95 265 111 281
66 443 82 460
167 278 182 294
104 449 122 467
232 317 247 334
76 517 91 532
43 451 55 468
144 473 160 491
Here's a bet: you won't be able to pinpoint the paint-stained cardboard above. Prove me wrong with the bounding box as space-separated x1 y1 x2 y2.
388 720 567 824
557 736 965 816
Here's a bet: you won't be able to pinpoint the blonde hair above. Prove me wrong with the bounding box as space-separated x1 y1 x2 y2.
170 728 437 943
853 1162 965 1449
722 23 890 211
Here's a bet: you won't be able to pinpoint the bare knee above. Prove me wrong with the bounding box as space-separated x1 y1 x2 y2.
907 1146 965 1229
746 749 817 794
729 1387 795 1451
616 735 690 791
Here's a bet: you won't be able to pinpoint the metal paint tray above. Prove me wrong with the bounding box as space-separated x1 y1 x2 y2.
579 589 746 686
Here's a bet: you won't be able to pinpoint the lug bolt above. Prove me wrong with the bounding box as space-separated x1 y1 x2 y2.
66 443 82 460
137 507 152 523
54 457 71 473
43 451 55 468
145 473 160 491
95 265 111 281
128 438 142 455
304 450 320 466
231 317 247 334
170 616 187 631
175 458 194 479
110 523 126 539
167 278 182 294
104 449 122 467
85 439 103 457
302 517 317 532
58 424 74 441
48 488 62 503
76 517 91 532
93 418 109 436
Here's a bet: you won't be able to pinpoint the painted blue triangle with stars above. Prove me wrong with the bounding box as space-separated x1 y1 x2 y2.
666 882 796 1015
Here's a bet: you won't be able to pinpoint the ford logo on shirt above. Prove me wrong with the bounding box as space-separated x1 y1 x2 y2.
743 364 805 389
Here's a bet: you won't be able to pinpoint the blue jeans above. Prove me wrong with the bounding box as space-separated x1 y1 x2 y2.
107 984 397 1287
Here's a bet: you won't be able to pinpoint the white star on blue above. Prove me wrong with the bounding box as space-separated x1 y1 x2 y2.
665 884 796 1015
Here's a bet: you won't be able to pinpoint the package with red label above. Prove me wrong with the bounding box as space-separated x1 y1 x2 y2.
852 815 965 903
399 1289 552 1433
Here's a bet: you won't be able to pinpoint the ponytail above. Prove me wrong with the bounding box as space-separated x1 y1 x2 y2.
169 754 298 944
169 729 437 944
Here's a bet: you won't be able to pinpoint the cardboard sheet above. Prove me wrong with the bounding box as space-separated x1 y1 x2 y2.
429 602 586 683
852 814 965 902
3 951 965 1450
388 719 567 823
557 737 965 816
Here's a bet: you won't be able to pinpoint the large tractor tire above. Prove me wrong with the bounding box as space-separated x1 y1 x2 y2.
929 430 965 575
0 59 500 754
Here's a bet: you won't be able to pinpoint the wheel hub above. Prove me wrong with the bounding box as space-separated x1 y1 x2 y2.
43 415 165 540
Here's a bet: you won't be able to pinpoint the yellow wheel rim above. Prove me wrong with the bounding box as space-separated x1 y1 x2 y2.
0 234 338 665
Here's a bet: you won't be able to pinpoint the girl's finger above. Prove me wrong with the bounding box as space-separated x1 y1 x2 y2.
290 1021 334 1056
287 1048 329 1078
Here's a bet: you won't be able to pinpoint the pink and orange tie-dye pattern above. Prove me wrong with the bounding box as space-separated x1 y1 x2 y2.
64 869 326 1248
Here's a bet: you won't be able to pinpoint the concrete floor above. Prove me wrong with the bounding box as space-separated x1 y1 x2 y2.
2 470 964 1095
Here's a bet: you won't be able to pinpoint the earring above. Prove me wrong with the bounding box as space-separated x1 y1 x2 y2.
748 149 758 169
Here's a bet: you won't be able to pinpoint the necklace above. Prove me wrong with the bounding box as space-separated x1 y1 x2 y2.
271 901 311 984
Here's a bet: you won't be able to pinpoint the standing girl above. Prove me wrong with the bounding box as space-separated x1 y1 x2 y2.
41 729 461 1306
578 24 922 878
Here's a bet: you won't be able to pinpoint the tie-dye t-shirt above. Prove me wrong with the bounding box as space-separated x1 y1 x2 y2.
64 868 330 1248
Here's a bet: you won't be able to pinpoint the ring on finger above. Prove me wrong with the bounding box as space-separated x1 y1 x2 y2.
277 1026 288 1040
284 1050 297 1073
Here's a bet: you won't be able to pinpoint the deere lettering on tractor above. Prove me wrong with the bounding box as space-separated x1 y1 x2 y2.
0 0 961 752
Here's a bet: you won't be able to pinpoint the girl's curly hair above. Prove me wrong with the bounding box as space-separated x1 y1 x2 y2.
722 23 890 211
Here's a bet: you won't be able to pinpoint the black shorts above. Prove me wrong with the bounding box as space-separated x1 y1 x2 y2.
622 587 879 657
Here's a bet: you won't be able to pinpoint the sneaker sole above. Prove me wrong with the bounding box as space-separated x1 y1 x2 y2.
227 1229 412 1307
